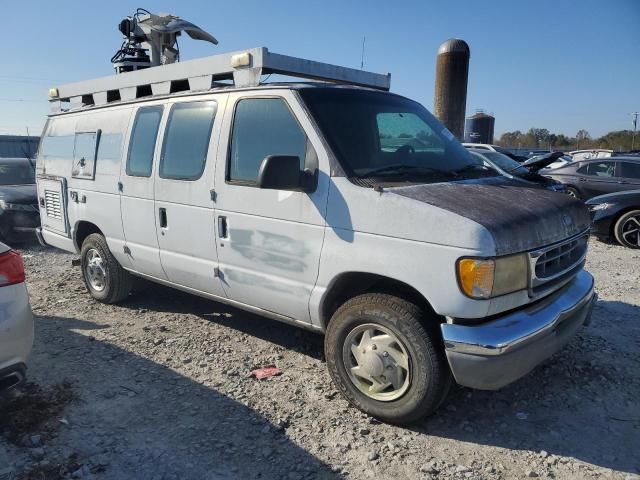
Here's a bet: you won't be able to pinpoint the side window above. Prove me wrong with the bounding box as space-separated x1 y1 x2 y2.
621 162 640 180
229 98 306 183
376 112 444 153
72 131 100 179
160 101 217 180
127 106 163 177
576 164 589 175
587 161 615 178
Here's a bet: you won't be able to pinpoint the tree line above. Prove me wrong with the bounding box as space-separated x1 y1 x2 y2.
496 128 638 152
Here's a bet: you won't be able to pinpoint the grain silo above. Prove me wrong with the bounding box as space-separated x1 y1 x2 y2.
433 39 470 140
464 111 495 144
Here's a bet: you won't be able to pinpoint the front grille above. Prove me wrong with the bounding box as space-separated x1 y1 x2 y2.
529 233 589 295
535 236 587 279
44 190 62 219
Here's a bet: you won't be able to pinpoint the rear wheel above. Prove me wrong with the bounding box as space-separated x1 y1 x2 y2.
80 233 132 303
614 210 640 249
325 293 451 424
566 187 580 199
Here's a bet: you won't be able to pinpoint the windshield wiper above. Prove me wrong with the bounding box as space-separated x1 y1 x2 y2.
359 164 455 178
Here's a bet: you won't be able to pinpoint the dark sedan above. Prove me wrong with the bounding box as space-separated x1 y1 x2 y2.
469 150 566 192
0 158 40 243
543 156 640 200
586 190 640 248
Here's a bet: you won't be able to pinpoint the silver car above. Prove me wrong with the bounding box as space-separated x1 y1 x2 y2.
0 242 33 391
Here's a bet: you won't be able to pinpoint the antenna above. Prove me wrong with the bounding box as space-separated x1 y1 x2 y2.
632 112 639 151
111 8 218 74
360 36 366 70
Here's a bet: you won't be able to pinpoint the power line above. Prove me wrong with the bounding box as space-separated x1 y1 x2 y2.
0 98 43 103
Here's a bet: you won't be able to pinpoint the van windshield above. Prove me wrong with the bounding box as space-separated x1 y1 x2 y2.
299 88 495 181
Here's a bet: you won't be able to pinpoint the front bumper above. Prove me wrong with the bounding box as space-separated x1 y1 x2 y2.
441 270 595 390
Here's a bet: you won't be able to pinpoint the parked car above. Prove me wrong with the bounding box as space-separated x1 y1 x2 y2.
469 149 566 192
462 143 527 162
0 242 34 392
531 154 572 171
569 149 613 161
586 190 640 248
37 48 596 423
0 157 40 243
543 157 640 200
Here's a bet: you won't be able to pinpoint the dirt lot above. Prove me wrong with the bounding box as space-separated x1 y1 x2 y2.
1 238 639 480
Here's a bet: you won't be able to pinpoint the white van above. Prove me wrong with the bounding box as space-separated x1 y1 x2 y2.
36 48 596 423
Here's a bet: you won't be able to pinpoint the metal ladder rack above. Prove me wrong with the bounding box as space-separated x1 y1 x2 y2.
48 47 391 111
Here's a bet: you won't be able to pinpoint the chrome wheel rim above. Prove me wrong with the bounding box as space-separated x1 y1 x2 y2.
343 323 411 402
567 189 578 199
621 215 640 247
85 248 107 292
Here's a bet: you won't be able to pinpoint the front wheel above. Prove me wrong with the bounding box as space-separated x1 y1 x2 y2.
614 210 640 249
325 293 451 424
566 187 580 199
80 233 132 303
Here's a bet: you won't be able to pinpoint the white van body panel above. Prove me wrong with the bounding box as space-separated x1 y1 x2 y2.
309 177 496 325
153 93 229 295
213 89 330 322
39 108 132 267
119 99 166 277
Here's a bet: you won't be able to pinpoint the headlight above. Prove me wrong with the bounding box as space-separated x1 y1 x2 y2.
457 254 529 299
589 202 614 211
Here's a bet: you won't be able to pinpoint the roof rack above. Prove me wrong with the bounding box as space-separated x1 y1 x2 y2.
48 47 391 111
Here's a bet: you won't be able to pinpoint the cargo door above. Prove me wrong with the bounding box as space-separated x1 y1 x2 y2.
153 96 227 297
37 176 69 235
119 103 168 280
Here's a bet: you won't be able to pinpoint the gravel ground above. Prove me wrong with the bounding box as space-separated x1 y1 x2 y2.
0 238 638 480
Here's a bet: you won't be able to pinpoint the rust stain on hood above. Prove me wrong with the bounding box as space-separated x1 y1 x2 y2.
389 178 590 255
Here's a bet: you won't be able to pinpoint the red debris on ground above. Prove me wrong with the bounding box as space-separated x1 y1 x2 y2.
250 366 282 380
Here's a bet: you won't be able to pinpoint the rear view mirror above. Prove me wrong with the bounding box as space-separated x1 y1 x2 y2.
256 155 314 192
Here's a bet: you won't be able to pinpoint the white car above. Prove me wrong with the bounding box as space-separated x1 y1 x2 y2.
0 242 34 392
569 149 613 162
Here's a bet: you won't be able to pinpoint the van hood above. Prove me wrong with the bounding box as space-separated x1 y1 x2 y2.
388 177 590 255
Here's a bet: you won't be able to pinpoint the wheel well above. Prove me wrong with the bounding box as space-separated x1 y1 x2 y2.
320 272 441 330
74 221 103 252
610 207 640 237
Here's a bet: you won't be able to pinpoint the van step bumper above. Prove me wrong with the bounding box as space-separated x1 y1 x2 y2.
441 270 595 390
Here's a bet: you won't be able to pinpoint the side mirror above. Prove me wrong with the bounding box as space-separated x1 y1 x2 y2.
256 155 314 192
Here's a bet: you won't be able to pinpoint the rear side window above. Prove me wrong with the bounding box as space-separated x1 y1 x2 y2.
160 101 217 180
72 131 99 179
620 162 640 180
587 161 616 177
127 106 163 177
228 98 306 183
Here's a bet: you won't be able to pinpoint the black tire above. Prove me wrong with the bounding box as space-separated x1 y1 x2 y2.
566 187 580 199
80 233 132 303
614 210 640 249
325 293 451 424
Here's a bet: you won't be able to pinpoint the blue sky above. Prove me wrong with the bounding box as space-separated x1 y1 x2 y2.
1 0 638 138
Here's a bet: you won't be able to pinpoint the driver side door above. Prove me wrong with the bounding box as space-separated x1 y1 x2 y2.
213 91 330 322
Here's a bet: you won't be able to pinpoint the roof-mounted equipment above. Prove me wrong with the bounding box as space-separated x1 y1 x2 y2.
111 8 218 73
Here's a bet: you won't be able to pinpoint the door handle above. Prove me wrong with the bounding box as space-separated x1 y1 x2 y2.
578 178 587 182
218 216 228 239
159 208 167 229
